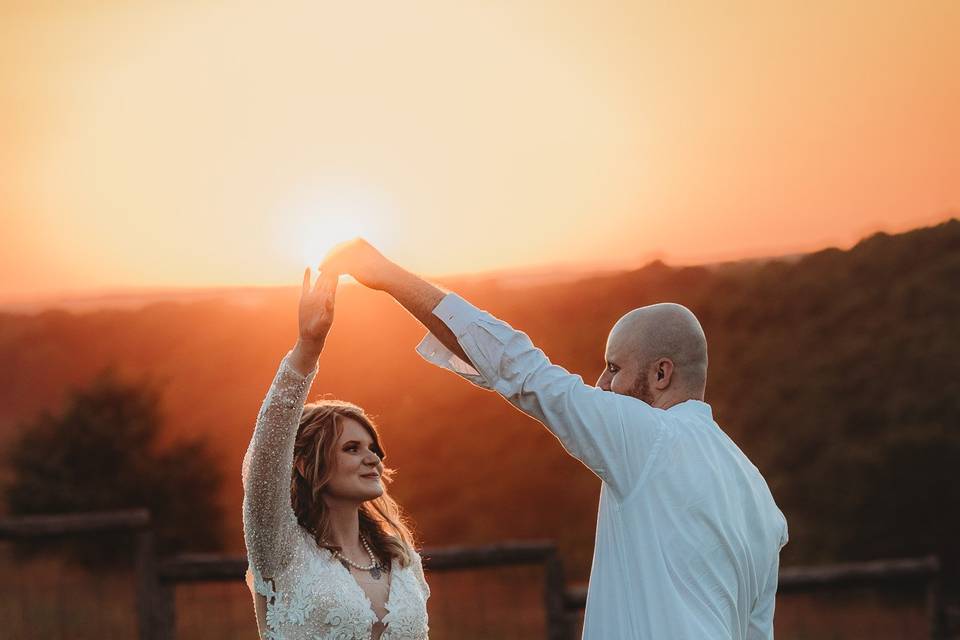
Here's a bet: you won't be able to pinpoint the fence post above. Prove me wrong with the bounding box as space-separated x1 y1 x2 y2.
134 527 161 640
925 556 946 640
155 578 176 640
544 549 570 640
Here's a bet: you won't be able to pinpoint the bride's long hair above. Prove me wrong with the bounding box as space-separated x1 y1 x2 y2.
291 400 415 567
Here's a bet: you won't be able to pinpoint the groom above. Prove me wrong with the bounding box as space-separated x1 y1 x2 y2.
322 239 788 639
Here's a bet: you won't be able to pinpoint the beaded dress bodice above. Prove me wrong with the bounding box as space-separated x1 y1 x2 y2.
242 354 430 640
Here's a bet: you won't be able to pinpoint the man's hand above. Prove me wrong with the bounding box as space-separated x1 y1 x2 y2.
320 238 399 291
321 237 473 365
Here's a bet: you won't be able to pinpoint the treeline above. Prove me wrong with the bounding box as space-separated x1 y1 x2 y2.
0 219 957 581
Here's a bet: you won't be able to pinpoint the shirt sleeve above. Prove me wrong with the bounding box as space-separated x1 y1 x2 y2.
242 352 317 584
747 526 787 640
416 293 667 499
747 553 780 640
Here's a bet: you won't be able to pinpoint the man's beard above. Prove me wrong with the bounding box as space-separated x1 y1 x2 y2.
627 373 655 405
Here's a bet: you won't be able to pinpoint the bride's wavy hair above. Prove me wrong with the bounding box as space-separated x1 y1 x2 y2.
291 400 416 567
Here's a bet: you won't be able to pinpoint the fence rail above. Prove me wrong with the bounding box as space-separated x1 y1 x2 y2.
0 509 949 639
563 556 948 639
0 509 159 640
778 555 941 591
151 541 568 640
0 508 151 536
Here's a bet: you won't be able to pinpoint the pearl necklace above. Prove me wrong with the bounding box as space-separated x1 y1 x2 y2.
332 536 386 580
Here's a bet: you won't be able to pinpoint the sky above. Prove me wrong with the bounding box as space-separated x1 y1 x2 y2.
2 0 958 303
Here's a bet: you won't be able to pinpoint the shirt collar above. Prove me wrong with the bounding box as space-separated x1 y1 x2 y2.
666 399 713 419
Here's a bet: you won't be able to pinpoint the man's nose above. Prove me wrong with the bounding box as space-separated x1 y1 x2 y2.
596 372 609 391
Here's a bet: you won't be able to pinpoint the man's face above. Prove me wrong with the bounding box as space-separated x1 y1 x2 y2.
596 334 654 403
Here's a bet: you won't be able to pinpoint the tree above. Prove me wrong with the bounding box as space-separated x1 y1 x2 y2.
4 368 225 569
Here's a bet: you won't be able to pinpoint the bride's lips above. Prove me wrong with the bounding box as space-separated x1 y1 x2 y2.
361 473 380 479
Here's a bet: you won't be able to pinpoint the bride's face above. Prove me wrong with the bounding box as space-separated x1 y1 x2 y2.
323 417 384 503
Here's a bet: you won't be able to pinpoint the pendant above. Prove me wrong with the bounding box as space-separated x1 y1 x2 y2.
369 565 382 580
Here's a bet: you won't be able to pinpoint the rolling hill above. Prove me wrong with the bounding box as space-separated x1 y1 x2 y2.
1 219 957 581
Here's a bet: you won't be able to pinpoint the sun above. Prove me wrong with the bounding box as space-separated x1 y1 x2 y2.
275 183 396 271
298 214 370 266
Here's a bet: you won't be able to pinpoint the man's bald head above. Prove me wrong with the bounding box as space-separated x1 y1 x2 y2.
596 303 708 406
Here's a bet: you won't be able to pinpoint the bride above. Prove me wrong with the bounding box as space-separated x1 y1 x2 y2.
242 268 430 639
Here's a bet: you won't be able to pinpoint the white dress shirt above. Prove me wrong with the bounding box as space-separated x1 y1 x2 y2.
416 293 788 639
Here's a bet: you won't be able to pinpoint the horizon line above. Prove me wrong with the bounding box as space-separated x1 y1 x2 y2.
3 215 955 314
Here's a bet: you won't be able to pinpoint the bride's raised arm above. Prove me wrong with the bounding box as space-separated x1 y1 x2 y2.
241 269 338 588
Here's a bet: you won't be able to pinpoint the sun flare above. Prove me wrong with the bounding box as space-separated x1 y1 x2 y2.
275 184 396 271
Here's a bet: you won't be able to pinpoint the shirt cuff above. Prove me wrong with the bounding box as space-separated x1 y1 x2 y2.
415 332 482 377
430 292 486 337
414 292 487 383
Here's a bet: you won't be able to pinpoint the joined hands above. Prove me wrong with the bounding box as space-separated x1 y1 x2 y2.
320 238 399 291
311 237 470 366
289 238 392 372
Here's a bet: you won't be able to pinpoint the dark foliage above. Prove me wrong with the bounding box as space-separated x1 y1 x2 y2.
3 370 225 569
702 222 960 578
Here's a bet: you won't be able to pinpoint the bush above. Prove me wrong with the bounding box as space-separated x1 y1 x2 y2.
4 369 225 569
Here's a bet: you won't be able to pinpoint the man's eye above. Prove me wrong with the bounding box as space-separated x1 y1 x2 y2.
608 364 618 373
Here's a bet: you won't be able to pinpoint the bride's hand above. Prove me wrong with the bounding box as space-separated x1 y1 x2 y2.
297 267 338 354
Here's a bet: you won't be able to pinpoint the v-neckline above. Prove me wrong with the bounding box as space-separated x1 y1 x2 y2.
327 547 396 626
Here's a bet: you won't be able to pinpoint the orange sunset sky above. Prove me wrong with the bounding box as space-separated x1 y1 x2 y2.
1 0 958 304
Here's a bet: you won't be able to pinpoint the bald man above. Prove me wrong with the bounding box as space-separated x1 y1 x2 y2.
322 239 788 640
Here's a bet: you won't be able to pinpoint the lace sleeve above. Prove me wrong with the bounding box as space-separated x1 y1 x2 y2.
242 352 317 582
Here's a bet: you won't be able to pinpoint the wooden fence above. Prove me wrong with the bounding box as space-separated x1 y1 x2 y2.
0 508 950 639
155 540 568 640
0 509 157 640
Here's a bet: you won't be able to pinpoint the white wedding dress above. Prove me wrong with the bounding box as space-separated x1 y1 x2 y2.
242 354 430 640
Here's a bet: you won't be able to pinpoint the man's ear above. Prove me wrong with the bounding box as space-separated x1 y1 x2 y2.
654 359 674 390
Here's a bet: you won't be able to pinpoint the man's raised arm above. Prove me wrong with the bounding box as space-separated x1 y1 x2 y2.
320 238 470 365
320 238 666 500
